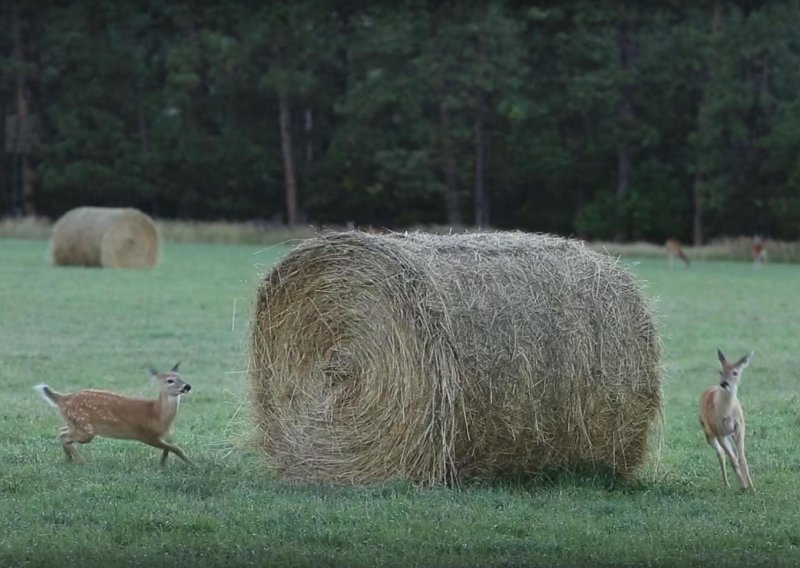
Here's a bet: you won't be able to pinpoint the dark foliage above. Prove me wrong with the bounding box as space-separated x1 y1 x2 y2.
2 2 799 240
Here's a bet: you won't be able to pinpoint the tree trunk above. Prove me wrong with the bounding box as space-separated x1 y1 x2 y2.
12 5 35 217
304 107 313 164
575 185 586 240
615 140 632 242
431 9 461 226
137 98 150 155
472 0 489 228
615 4 638 242
278 91 298 227
473 90 488 227
692 0 722 246
438 94 461 226
691 177 704 246
137 93 159 215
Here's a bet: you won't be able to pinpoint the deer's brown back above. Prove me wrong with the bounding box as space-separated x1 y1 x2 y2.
60 390 158 438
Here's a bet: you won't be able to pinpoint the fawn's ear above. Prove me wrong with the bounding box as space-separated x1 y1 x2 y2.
737 351 754 368
148 367 160 380
717 349 727 366
171 362 181 372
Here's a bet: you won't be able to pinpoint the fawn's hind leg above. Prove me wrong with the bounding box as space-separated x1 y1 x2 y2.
720 436 742 476
59 425 94 463
733 424 755 493
58 426 76 461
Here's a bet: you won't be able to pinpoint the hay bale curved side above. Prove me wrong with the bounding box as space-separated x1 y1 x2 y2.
249 231 661 485
51 207 160 268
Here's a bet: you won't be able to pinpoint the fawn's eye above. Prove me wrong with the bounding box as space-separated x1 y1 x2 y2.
732 371 739 376
167 379 175 384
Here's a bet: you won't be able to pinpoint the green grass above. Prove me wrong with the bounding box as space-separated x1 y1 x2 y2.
1 239 799 567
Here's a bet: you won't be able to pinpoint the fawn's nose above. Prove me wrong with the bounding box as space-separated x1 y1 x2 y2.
182 384 191 393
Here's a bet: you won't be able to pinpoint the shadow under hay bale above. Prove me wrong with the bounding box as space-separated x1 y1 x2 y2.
250 231 662 485
50 207 160 268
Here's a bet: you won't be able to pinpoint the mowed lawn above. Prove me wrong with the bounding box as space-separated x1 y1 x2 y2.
1 237 798 567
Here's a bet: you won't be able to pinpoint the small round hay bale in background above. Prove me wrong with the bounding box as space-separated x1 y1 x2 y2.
250 231 662 485
51 207 160 268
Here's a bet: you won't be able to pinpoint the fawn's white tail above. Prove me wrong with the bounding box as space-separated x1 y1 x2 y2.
33 384 59 407
34 363 192 466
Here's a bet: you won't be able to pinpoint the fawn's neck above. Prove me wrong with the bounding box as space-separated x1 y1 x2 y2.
156 392 180 425
717 382 739 412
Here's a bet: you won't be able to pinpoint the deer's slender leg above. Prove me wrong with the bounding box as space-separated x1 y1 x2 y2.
58 426 88 463
144 437 192 466
708 436 730 487
734 424 755 492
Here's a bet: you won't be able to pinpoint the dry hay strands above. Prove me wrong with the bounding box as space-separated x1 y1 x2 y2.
250 231 662 485
50 207 160 268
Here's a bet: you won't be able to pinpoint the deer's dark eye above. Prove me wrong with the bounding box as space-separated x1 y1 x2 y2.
733 371 739 377
167 379 175 384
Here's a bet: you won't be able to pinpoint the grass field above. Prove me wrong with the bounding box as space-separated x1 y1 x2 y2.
1 238 799 567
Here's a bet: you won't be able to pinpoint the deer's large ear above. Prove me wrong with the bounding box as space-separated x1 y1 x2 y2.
717 349 727 366
171 362 181 372
148 367 159 379
738 351 754 368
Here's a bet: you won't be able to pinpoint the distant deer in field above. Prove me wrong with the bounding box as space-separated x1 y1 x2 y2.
34 363 192 466
665 238 690 268
752 236 767 265
699 350 755 492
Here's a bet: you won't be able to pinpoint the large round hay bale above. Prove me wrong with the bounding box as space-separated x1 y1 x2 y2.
250 231 661 485
51 207 160 268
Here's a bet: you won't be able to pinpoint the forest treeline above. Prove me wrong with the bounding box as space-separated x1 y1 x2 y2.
2 2 800 242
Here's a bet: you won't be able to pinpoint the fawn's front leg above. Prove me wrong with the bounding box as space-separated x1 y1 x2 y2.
145 437 192 466
708 436 730 487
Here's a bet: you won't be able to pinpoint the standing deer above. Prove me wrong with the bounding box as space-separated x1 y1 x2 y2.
699 350 755 492
752 236 767 265
665 238 691 268
34 363 192 466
